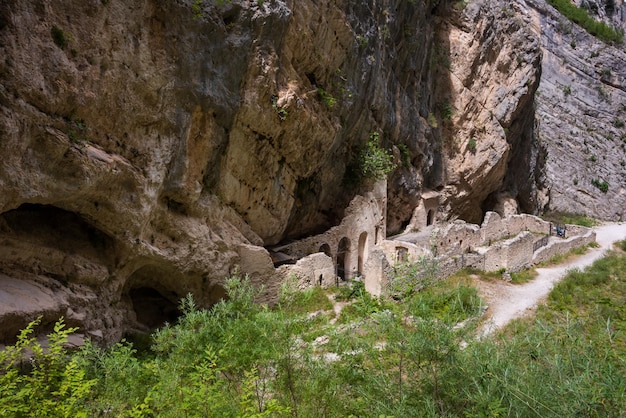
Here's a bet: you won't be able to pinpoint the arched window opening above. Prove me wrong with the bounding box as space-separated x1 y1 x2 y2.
427 209 435 226
337 237 351 281
319 243 331 257
395 246 408 262
357 232 368 275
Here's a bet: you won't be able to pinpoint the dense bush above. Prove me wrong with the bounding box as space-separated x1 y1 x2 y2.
2 254 625 416
359 132 396 180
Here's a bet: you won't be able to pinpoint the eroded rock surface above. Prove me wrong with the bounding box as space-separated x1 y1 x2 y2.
523 0 626 220
1 0 616 343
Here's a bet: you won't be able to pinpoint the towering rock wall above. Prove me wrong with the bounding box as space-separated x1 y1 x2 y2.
433 1 545 223
522 0 626 220
0 0 553 342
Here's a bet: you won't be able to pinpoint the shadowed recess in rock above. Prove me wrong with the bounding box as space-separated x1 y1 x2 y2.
0 203 117 265
129 286 180 330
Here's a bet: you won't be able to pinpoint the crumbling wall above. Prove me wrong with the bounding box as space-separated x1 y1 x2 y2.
435 221 482 255
271 181 386 281
533 230 597 265
480 231 534 272
276 253 336 290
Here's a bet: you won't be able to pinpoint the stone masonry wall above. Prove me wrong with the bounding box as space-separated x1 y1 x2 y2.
533 229 597 265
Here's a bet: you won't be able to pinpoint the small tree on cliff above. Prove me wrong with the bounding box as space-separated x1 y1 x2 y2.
359 132 396 181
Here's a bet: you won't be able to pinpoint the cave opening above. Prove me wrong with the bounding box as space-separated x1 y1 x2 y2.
0 203 116 264
129 286 181 330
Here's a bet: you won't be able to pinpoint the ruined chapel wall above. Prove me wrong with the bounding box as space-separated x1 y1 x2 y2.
506 214 551 236
480 213 552 245
480 211 506 244
435 253 485 279
273 183 386 280
532 230 597 265
482 231 534 272
276 253 336 289
436 222 482 255
378 239 430 264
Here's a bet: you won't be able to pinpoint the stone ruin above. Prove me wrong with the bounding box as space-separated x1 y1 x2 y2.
239 181 597 298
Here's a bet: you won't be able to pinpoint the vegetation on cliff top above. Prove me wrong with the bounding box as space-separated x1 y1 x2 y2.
547 0 624 44
2 249 626 417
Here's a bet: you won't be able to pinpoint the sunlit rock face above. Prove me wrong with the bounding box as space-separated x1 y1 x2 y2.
521 0 626 221
3 0 616 343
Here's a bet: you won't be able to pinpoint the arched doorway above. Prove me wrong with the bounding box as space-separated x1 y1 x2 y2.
336 237 350 281
319 243 331 257
427 209 435 226
357 232 368 275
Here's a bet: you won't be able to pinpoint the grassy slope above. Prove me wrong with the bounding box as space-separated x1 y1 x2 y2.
2 249 626 417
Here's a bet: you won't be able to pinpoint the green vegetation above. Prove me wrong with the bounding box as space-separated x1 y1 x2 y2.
271 95 288 121
510 268 537 284
546 0 624 44
542 211 598 227
592 178 609 193
316 88 337 109
358 132 396 180
562 84 572 96
467 136 477 152
51 26 69 49
67 117 89 144
427 112 438 128
440 103 454 121
3 251 626 417
397 143 411 167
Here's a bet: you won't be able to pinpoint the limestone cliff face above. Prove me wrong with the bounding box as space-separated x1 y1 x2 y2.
521 0 626 221
0 0 570 343
433 1 544 223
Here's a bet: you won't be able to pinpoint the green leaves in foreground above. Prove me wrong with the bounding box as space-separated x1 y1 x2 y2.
0 317 95 417
2 256 626 417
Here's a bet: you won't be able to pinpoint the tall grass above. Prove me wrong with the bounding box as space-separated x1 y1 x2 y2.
2 253 626 416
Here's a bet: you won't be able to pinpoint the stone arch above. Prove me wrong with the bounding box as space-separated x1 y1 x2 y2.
336 237 351 281
357 232 368 275
319 243 331 257
427 209 435 226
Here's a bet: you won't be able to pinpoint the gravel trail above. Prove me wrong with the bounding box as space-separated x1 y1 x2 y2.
479 222 626 336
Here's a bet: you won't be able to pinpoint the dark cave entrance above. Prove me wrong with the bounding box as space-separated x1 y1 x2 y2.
129 287 180 330
0 203 117 265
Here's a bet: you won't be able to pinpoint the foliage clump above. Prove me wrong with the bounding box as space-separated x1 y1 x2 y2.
546 0 624 44
2 255 626 416
51 26 69 49
359 132 396 180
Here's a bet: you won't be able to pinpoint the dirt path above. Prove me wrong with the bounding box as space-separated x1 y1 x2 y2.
478 222 626 336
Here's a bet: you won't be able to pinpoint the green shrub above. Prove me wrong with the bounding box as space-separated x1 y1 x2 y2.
467 137 477 152
510 268 537 284
317 88 337 109
51 26 68 49
0 317 96 417
591 178 609 193
359 132 396 180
